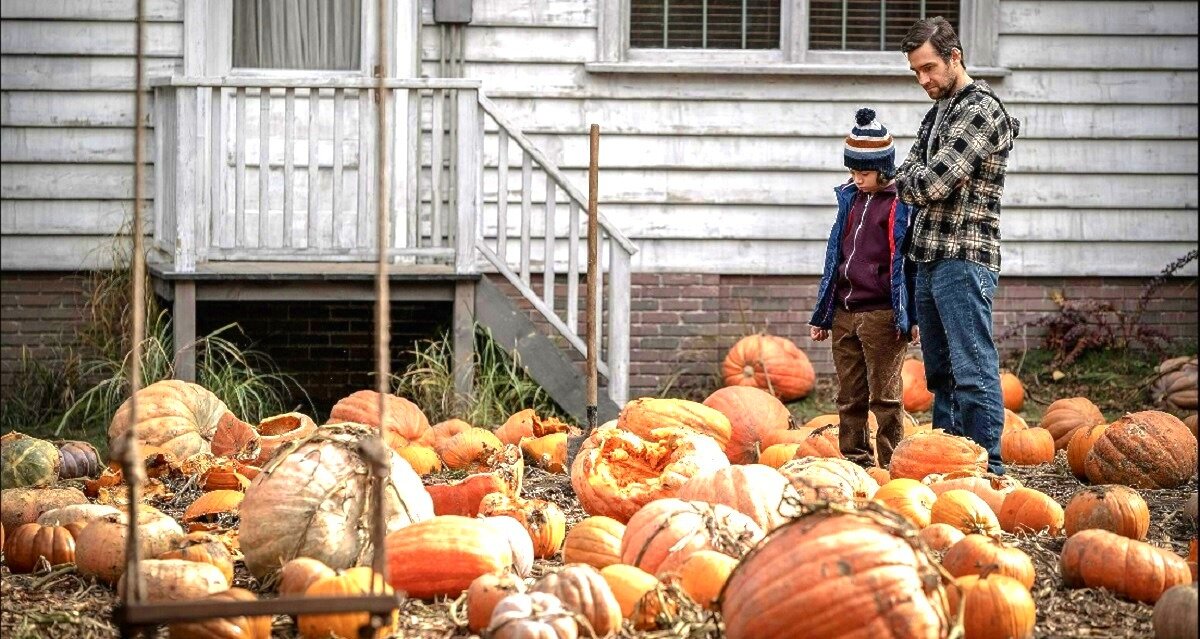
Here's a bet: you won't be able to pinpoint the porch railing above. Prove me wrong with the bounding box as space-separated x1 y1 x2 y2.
152 76 634 406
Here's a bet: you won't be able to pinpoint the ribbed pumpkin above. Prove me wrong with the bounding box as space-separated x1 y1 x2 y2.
919 523 966 553
1063 485 1150 540
532 564 622 637
675 550 738 611
790 424 844 459
56 440 102 479
1 433 61 489
3 521 81 573
569 423 729 523
157 531 235 584
426 445 524 517
599 563 675 630
167 588 271 639
721 508 955 639
1153 583 1198 639
902 358 934 413
950 572 1036 639
1066 422 1110 479
74 507 185 584
562 516 625 570
1185 413 1198 438
722 334 815 401
1040 397 1106 450
999 487 1064 536
617 397 733 452
108 379 240 460
431 418 475 449
702 386 792 464
873 478 937 528
676 464 794 532
757 443 800 468
486 591 580 639
778 457 879 506
1000 372 1025 412
1084 410 1198 489
924 470 1022 516
478 493 566 559
942 534 1036 589
1152 356 1197 413
385 515 513 599
238 423 434 579
298 567 398 639
1061 529 1192 603
467 570 526 633
619 498 763 576
889 431 987 480
1000 427 1055 465
327 390 431 451
930 489 1001 536
439 427 506 472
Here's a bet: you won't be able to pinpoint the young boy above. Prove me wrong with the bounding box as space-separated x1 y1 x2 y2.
809 108 919 470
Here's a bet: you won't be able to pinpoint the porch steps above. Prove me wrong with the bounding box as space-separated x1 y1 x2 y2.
475 276 620 424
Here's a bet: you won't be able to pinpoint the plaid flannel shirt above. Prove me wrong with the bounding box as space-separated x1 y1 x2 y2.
896 80 1019 272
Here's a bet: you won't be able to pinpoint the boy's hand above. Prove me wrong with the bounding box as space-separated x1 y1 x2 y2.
910 326 921 344
810 326 830 342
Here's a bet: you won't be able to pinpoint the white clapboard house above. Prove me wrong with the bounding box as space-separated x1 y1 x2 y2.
1 0 1197 419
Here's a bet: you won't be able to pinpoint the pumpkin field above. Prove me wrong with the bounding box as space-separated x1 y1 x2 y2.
1 337 1197 639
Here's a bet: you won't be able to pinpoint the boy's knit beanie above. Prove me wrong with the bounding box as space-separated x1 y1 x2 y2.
844 108 895 176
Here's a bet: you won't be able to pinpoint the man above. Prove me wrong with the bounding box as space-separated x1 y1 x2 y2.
893 17 1020 475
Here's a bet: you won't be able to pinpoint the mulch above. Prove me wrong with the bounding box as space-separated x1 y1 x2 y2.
2 460 1195 639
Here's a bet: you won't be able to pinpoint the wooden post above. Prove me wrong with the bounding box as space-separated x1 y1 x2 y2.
173 280 197 382
567 124 600 469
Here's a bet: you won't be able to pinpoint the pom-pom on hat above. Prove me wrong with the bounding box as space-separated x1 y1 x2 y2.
844 108 895 175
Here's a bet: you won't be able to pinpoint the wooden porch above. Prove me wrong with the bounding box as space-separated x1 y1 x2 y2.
149 75 635 414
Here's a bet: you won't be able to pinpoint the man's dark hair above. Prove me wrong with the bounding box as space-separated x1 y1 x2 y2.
900 17 964 65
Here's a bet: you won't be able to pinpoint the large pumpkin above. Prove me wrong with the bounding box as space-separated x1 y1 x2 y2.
1063 485 1150 540
676 464 795 532
1 486 88 531
108 379 242 460
1 433 61 489
901 358 934 413
1061 529 1191 603
617 397 733 452
1084 410 1198 489
238 422 434 579
702 386 792 464
1152 356 1197 413
327 390 431 451
722 334 815 401
619 498 763 576
438 427 505 472
74 507 185 584
924 470 1022 516
385 515 513 599
3 522 81 573
1153 583 1198 639
1040 397 1106 450
569 423 729 523
889 431 987 481
722 508 955 639
116 558 229 602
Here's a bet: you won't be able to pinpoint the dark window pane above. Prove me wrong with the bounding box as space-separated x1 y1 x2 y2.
809 0 959 52
630 0 780 49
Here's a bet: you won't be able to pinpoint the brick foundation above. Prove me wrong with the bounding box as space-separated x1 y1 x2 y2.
3 271 1196 409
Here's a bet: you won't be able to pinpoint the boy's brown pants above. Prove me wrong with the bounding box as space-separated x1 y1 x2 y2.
831 308 909 469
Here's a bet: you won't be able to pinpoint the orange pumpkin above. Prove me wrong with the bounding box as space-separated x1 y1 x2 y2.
1003 408 1028 433
253 412 318 465
209 415 261 461
1066 422 1109 479
520 432 567 473
1040 397 1106 451
757 443 800 468
167 587 271 639
722 509 955 639
919 523 966 553
791 424 845 459
1061 529 1192 603
599 563 674 630
674 550 738 611
889 431 987 481
278 557 335 596
74 507 185 585
493 409 570 447
873 478 937 529
467 570 526 634
702 386 792 464
1000 427 1055 466
999 487 1064 537
676 464 794 532
395 444 442 475
1063 485 1149 540
438 427 505 472
385 516 513 599
722 334 815 401
569 423 729 523
3 522 81 573
430 418 474 449
617 397 733 452
426 445 524 517
942 534 1035 589
477 493 566 559
930 489 1001 536
327 390 430 451
182 490 244 525
1085 410 1198 489
1000 372 1025 412
902 358 934 413
924 470 1022 516
619 498 762 575
950 572 1036 639
298 567 398 639
562 516 625 570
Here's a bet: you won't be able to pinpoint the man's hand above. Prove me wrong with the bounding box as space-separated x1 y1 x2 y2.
910 326 921 345
810 326 830 342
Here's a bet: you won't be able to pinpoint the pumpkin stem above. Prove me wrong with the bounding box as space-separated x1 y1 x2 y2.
978 562 1001 579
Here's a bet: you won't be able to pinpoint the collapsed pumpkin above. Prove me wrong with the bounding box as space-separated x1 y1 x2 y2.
1084 410 1198 489
108 379 247 461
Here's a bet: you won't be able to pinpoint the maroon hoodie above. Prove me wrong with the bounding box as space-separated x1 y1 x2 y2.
835 182 899 312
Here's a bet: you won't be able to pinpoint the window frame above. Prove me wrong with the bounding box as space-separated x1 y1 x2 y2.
596 0 997 72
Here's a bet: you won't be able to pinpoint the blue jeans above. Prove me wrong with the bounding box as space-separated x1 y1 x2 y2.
915 259 1005 474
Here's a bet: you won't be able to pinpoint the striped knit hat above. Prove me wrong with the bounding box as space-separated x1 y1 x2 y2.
844 108 895 175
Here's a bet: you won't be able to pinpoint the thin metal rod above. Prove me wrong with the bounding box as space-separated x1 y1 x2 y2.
122 0 148 607
841 0 848 50
880 0 887 50
586 124 600 423
116 595 401 626
372 0 392 594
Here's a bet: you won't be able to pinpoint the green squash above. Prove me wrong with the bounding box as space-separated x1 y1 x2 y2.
1 433 61 489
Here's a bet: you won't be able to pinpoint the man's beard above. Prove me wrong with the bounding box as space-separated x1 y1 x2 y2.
926 74 957 100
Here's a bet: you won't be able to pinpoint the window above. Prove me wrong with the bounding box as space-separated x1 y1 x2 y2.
595 0 997 71
232 0 363 71
628 0 781 50
809 0 960 51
